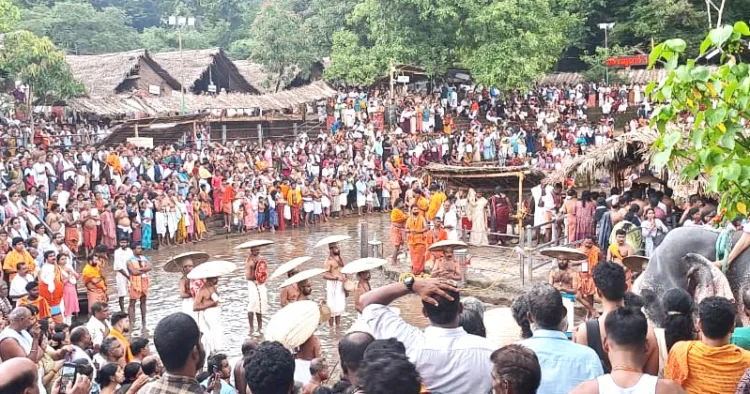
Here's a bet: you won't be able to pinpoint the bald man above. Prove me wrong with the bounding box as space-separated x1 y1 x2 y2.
0 357 38 394
233 338 257 394
0 307 42 362
338 331 375 390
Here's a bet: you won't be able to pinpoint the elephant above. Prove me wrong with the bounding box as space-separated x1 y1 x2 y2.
633 226 750 326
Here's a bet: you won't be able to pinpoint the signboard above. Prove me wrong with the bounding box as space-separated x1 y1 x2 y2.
207 84 217 93
127 137 154 148
148 85 161 95
397 75 410 83
605 54 649 68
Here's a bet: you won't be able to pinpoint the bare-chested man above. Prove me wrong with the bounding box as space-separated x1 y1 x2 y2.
244 246 269 335
45 203 62 234
549 259 579 295
193 277 222 355
322 243 346 328
428 247 463 282
115 200 132 244
279 269 300 307
353 270 371 312
302 183 313 227
81 201 98 256
607 229 634 290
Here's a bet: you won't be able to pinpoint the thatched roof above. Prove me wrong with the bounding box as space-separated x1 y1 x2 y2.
425 163 546 191
66 81 337 115
233 60 275 94
563 128 659 179
65 49 177 97
538 67 720 86
150 48 257 93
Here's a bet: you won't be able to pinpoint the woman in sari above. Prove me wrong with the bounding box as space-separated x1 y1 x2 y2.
175 197 188 245
192 196 207 240
211 173 223 215
199 185 212 218
561 189 578 243
574 191 596 242
59 254 79 324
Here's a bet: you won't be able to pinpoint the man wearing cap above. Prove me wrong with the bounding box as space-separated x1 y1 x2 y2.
127 244 152 334
323 243 346 328
245 246 269 335
3 237 36 281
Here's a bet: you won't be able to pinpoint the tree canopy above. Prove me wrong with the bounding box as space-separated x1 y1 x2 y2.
648 22 750 218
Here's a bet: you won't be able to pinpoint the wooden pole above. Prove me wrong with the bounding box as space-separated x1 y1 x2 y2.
518 172 525 238
134 123 139 138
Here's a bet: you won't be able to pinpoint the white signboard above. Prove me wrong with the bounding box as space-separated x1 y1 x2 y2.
397 75 410 83
207 84 217 93
148 85 161 95
127 137 154 148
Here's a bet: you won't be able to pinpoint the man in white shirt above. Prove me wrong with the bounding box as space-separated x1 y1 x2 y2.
9 263 34 303
85 302 110 351
359 278 495 394
113 239 132 312
69 326 93 365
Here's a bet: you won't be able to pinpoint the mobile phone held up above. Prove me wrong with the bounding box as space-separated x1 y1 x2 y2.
60 362 77 394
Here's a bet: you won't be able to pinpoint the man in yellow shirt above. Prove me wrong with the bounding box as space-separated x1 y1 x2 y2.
3 237 36 280
426 184 447 221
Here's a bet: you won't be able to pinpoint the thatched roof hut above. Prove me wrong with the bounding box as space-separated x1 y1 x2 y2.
562 129 659 182
425 163 545 191
150 48 258 94
66 80 337 116
65 49 180 97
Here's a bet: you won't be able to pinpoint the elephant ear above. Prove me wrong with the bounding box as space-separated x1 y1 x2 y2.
683 253 715 301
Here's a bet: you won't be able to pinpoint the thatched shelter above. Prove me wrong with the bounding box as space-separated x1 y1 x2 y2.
425 163 545 191
233 60 275 94
562 128 659 187
65 49 180 97
538 67 717 86
66 81 337 116
150 48 258 94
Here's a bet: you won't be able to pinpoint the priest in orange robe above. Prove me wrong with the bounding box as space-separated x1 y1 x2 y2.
406 206 429 275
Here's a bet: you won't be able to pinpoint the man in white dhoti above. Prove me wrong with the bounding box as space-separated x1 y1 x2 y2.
179 259 198 320
194 277 223 355
322 242 346 328
113 238 132 312
245 246 269 336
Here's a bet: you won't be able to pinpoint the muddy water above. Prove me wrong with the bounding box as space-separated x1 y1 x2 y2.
106 213 429 363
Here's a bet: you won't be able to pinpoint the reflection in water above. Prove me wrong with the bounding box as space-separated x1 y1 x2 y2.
103 214 428 362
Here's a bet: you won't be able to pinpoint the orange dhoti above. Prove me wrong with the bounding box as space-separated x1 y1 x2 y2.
83 263 108 313
65 227 79 254
83 226 97 249
390 225 405 246
410 244 427 275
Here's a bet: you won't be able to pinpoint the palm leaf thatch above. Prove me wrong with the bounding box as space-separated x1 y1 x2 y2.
66 81 337 115
425 163 545 191
65 49 174 97
150 48 257 93
233 60 274 94
538 68 717 86
563 128 659 180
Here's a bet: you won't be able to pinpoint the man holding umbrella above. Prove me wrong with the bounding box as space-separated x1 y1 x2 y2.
191 260 236 356
237 240 274 336
163 252 209 321
316 235 351 329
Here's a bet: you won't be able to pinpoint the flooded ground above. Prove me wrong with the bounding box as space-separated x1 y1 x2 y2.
101 213 431 363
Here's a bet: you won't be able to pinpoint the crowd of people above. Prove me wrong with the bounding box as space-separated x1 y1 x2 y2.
0 77 744 394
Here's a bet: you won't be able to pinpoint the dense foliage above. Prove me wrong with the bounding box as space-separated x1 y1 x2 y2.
0 0 749 89
648 22 750 218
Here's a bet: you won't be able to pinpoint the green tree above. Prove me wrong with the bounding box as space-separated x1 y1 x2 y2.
140 24 217 52
648 22 750 218
0 30 83 101
580 44 638 83
248 1 315 92
16 2 141 54
460 0 581 89
0 0 19 33
323 30 381 85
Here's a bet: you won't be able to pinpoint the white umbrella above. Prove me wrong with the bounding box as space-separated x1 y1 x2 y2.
279 268 326 288
265 300 320 349
341 258 388 274
270 256 313 280
163 251 210 273
234 239 275 250
428 240 468 252
314 235 351 248
187 260 236 279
